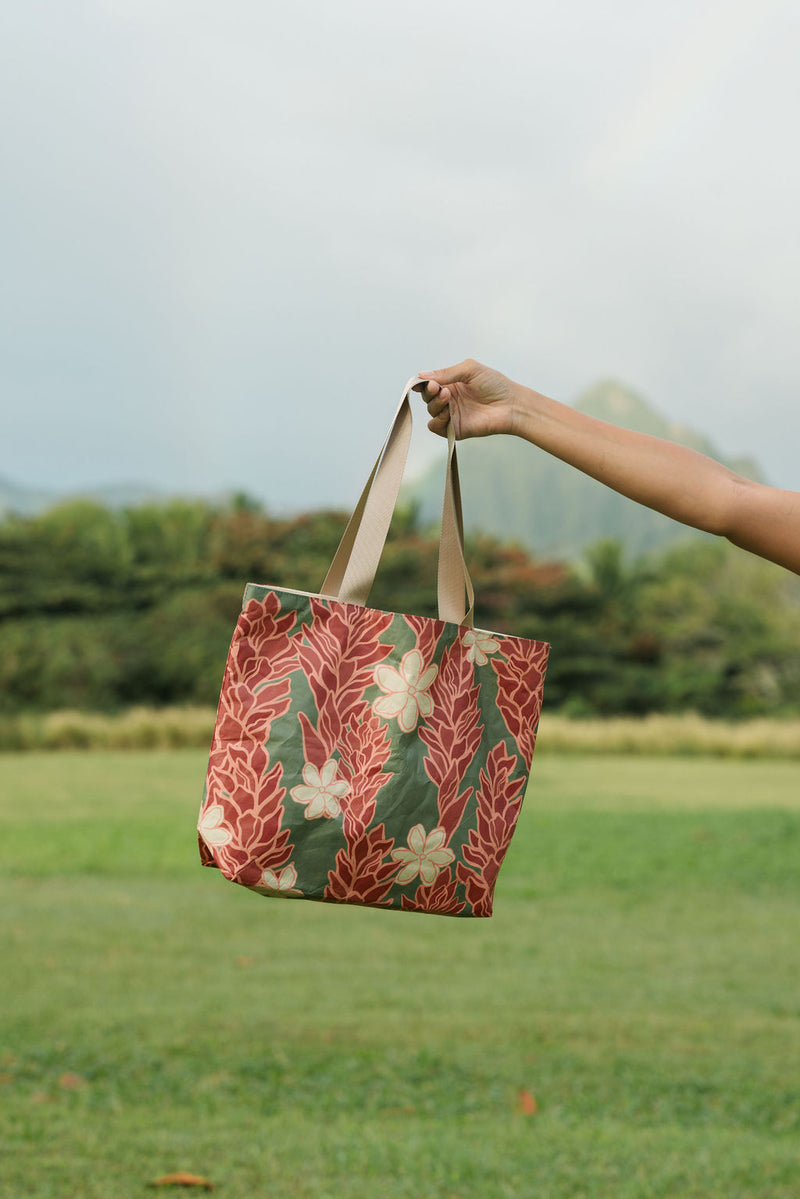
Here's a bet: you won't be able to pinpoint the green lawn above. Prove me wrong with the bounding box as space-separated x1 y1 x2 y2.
1 751 799 1198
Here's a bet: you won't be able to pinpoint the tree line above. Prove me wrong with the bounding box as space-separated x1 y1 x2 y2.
2 496 799 717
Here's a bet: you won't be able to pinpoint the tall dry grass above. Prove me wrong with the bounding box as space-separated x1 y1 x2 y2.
1 707 799 757
0 706 216 752
537 712 800 758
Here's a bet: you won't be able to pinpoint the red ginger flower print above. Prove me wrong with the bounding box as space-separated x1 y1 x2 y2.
215 594 301 745
457 742 527 917
419 638 484 840
296 598 396 836
202 592 304 883
293 599 399 908
403 868 466 916
336 709 394 843
205 741 293 882
325 823 398 908
297 600 394 767
491 638 549 767
322 710 396 904
404 614 444 669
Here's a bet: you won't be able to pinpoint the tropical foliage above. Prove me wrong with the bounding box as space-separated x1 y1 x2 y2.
1 496 799 717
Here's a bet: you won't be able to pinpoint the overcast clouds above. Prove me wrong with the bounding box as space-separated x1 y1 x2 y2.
2 0 799 510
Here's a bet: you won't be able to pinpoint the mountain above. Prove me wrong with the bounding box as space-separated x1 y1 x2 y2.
404 381 767 561
0 476 168 518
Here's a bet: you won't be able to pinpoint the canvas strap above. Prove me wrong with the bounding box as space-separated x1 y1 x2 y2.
321 376 475 627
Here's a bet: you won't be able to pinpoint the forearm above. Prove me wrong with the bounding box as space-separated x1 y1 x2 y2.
509 383 740 536
507 383 800 573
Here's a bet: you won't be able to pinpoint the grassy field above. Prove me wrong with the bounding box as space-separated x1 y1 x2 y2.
1 751 799 1198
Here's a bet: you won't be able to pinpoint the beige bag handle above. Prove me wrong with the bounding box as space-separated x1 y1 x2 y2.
321 376 474 627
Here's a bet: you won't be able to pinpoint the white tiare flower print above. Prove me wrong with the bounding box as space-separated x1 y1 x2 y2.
198 804 233 848
391 824 455 886
261 864 302 895
463 629 500 666
290 759 349 820
373 649 438 733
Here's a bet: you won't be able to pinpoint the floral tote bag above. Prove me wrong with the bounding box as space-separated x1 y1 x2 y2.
198 378 549 917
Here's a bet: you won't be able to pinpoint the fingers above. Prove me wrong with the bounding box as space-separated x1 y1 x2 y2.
412 378 439 395
414 370 461 438
419 359 474 386
411 376 450 411
427 412 450 437
427 385 451 418
412 378 441 401
425 389 452 437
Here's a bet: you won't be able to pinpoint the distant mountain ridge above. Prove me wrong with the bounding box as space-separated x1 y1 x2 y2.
405 380 766 561
0 477 166 518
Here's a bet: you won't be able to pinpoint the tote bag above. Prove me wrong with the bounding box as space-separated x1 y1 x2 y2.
198 377 549 916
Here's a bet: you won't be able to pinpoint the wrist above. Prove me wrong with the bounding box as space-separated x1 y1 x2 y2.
506 382 543 439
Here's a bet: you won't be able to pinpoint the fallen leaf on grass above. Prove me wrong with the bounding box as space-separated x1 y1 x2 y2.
58 1073 86 1090
149 1174 215 1190
0 1073 14 1086
517 1088 537 1115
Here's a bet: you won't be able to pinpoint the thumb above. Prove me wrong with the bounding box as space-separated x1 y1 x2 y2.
418 359 475 386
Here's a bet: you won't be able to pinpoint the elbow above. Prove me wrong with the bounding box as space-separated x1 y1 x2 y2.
711 473 754 541
718 477 800 573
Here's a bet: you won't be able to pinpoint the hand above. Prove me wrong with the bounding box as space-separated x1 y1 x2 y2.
414 359 517 439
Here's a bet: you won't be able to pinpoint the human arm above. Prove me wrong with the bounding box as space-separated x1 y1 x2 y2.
416 360 800 575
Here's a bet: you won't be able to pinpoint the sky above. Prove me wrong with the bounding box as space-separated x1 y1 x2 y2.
2 0 799 512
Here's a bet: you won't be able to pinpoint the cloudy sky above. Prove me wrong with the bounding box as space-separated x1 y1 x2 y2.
3 0 799 511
